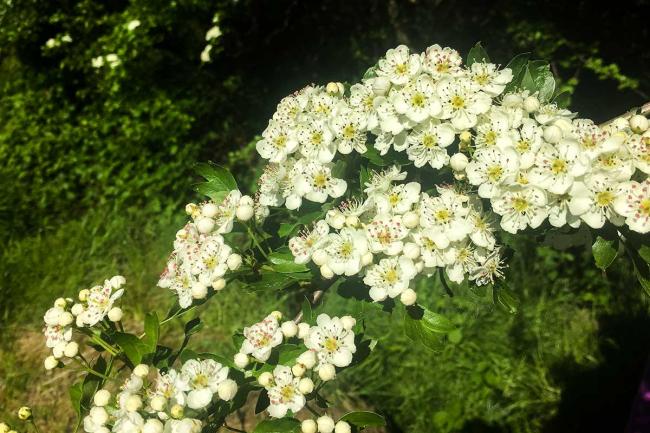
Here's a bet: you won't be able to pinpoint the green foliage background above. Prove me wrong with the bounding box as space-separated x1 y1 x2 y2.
1 1 649 432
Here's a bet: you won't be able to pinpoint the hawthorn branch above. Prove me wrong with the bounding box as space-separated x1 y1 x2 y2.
598 101 650 127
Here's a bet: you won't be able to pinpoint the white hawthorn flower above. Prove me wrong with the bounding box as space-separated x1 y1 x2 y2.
193 236 232 285
625 134 650 174
469 62 513 96
466 146 520 199
289 220 330 264
212 190 242 234
437 77 491 130
534 103 574 125
469 248 506 286
324 228 369 275
296 162 347 204
413 228 454 268
308 91 338 120
78 279 125 327
363 166 407 197
365 214 409 255
568 174 624 228
257 120 299 162
181 359 229 409
547 193 581 228
393 75 441 123
614 179 650 233
422 44 463 79
297 121 336 163
468 210 497 250
266 366 305 418
331 104 368 154
419 188 472 242
491 186 548 233
364 256 417 301
405 121 455 168
166 419 202 433
150 369 187 408
445 241 479 283
374 182 421 215
592 149 636 182
240 313 283 362
349 82 379 130
530 141 589 194
474 108 514 149
571 119 613 160
112 412 144 433
511 118 543 169
305 314 356 368
376 45 421 85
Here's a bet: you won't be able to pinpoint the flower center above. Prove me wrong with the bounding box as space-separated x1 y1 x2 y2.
324 337 339 352
193 374 208 388
516 139 530 152
274 135 287 149
389 192 401 206
474 73 490 85
451 95 465 109
640 199 650 216
343 124 356 139
436 62 450 73
339 241 353 258
487 165 503 182
435 209 451 223
313 173 328 188
311 132 323 145
377 229 393 245
384 268 398 284
596 191 614 207
422 134 437 148
512 197 529 213
411 93 425 108
551 158 567 174
280 385 295 401
484 131 497 146
395 63 408 75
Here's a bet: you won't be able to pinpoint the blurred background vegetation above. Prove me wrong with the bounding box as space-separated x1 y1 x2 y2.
1 0 649 432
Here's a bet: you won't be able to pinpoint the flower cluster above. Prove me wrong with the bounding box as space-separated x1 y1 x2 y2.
300 414 351 433
83 360 237 433
234 312 357 418
158 191 254 307
42 276 126 368
200 14 222 63
290 167 502 304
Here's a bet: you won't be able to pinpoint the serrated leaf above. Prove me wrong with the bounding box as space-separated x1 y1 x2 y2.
493 283 519 314
268 250 309 273
301 296 313 323
404 306 455 351
253 418 300 433
552 91 572 108
592 236 618 270
466 42 490 66
503 53 531 93
143 312 159 353
254 390 270 414
339 411 386 428
520 66 536 93
113 332 148 365
195 162 237 189
277 211 324 238
70 382 83 418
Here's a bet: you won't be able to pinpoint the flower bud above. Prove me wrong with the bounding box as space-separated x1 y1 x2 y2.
143 419 164 433
371 76 391 96
54 297 67 308
297 350 317 369
89 406 108 425
191 282 208 300
553 118 572 134
236 205 254 221
212 278 226 291
53 342 66 359
227 254 242 271
292 363 306 377
196 217 215 234
301 419 318 433
258 372 274 387
400 288 417 306
150 395 167 412
340 316 356 330
125 395 142 412
93 389 111 407
297 323 311 340
320 264 334 279
317 415 335 433
201 203 218 218
298 377 314 394
318 364 336 381
0 423 9 433
234 353 249 369
402 211 419 229
107 307 123 322
502 94 523 108
133 364 149 378
44 355 59 370
58 312 74 327
360 252 374 266
403 242 421 260
543 125 562 144
311 249 328 266
281 321 298 338
64 341 79 358
326 211 345 229
450 153 469 172
271 311 283 320
78 289 90 302
185 203 199 216
170 404 184 419
71 303 84 316
523 96 540 113
334 421 351 433
326 82 344 95
459 130 472 143
109 275 126 289
630 114 649 133
217 379 238 401
17 407 32 421
345 215 359 227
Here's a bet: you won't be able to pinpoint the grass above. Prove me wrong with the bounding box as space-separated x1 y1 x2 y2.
1 205 649 432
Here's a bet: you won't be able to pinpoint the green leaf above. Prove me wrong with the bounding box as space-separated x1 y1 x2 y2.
639 245 650 263
552 90 572 109
113 332 149 365
268 250 309 274
253 418 301 433
255 390 270 414
503 53 531 93
143 312 159 353
185 317 203 336
359 165 371 189
404 306 455 351
592 236 618 270
492 283 519 314
339 411 386 428
361 144 386 166
301 296 313 323
277 211 324 238
180 348 199 363
194 162 238 201
520 66 536 93
247 271 304 291
466 42 490 66
70 382 83 418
